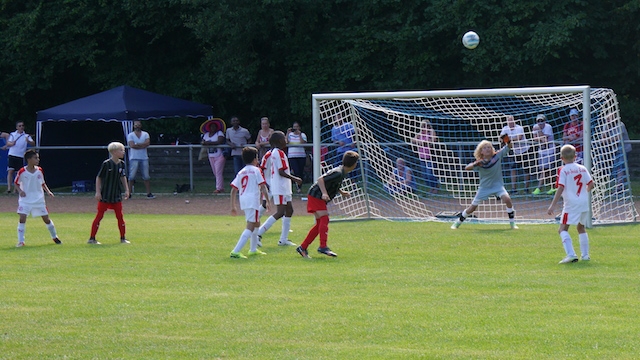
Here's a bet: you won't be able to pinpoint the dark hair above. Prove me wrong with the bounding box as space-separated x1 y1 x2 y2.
24 149 38 160
342 151 360 167
241 146 258 164
269 131 285 147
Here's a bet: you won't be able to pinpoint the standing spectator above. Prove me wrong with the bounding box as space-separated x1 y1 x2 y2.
88 142 130 245
563 109 583 163
411 120 439 193
547 145 594 264
531 114 557 195
14 149 62 247
201 118 227 193
255 117 274 161
331 114 355 165
127 120 154 199
499 115 531 194
602 113 632 190
226 116 252 176
286 121 307 193
229 147 270 259
5 121 35 193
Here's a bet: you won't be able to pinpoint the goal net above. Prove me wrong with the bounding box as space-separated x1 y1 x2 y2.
311 86 637 225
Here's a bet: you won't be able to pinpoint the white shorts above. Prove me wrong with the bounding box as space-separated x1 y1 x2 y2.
472 188 508 206
244 208 260 223
17 203 49 217
560 211 589 226
272 194 293 206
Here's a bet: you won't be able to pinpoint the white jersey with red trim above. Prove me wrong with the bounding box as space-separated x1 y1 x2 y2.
230 164 265 210
556 162 593 214
259 150 273 187
15 166 46 205
268 148 292 196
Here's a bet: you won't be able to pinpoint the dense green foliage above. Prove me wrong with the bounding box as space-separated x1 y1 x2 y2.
1 0 638 137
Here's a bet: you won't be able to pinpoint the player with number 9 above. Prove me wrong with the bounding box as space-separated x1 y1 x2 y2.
229 147 271 259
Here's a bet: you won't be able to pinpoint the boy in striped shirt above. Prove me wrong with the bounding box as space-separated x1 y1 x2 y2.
88 142 130 245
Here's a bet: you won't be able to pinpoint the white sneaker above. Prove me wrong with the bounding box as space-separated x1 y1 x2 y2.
451 221 461 229
581 255 591 261
278 239 297 246
16 242 25 247
559 255 579 264
510 222 519 229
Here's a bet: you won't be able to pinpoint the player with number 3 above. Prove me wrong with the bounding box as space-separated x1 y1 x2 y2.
548 144 594 264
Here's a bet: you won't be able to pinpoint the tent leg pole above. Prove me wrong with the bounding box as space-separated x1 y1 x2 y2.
189 146 194 192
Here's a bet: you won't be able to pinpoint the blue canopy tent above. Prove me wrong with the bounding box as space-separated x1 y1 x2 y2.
36 85 213 188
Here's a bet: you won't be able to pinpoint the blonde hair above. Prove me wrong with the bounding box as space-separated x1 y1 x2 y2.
473 140 494 160
107 141 125 154
560 144 576 161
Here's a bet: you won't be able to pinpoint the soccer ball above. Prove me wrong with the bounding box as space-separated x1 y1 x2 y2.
462 31 480 49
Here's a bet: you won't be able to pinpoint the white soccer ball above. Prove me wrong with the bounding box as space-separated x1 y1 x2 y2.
462 31 480 49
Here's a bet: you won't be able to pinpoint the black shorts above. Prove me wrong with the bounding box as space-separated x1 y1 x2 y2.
7 155 24 171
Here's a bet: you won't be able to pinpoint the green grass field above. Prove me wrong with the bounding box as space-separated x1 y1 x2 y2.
2 212 640 359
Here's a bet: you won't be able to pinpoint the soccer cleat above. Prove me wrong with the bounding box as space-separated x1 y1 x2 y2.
510 222 519 229
87 238 101 245
120 238 131 244
558 255 579 264
257 235 262 248
581 255 591 261
248 249 267 256
146 193 156 199
317 247 337 257
546 188 557 195
278 239 297 246
16 242 25 247
52 237 62 244
532 188 541 195
296 246 311 259
451 221 461 229
230 252 247 259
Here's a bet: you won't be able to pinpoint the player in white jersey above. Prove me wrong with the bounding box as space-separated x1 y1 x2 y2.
256 131 302 246
229 147 270 258
548 145 594 264
13 149 61 247
258 148 273 217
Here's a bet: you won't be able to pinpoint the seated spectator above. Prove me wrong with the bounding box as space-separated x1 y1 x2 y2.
385 158 416 195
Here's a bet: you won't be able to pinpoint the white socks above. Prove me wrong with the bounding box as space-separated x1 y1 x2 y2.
280 217 291 242
249 229 259 252
579 233 590 258
258 216 277 236
17 223 25 243
46 221 57 239
560 231 576 257
233 229 252 253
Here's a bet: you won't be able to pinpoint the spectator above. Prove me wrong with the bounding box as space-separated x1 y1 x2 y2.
331 114 355 165
286 121 308 193
201 118 227 194
563 109 583 163
127 120 154 199
226 116 252 176
602 113 632 190
499 115 531 194
531 114 557 195
411 120 439 193
5 121 35 194
255 117 274 161
385 158 417 195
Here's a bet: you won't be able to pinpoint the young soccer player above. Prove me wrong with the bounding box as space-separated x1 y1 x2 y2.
296 150 360 258
256 131 303 246
229 147 271 258
14 149 61 247
451 136 517 229
88 142 130 245
547 144 594 264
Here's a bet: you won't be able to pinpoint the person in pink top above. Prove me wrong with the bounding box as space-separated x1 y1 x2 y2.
548 144 594 264
411 120 439 193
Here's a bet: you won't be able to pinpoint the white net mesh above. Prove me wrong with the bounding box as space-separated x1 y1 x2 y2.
313 87 637 225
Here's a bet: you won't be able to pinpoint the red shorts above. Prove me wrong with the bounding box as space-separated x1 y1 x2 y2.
307 195 327 213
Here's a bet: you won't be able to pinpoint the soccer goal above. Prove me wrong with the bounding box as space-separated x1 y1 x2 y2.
311 86 637 225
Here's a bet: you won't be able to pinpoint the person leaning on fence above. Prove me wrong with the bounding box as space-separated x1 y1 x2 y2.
5 121 35 194
532 114 557 195
201 118 227 193
226 116 252 177
88 142 130 245
286 121 308 193
127 120 154 199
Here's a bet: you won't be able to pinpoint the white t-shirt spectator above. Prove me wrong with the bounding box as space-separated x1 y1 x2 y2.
287 132 307 159
500 124 529 155
127 131 150 160
8 131 33 158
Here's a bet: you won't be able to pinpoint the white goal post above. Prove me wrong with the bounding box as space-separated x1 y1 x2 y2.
311 86 637 225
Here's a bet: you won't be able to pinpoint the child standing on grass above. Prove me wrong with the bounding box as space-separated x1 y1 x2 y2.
547 144 594 264
451 136 517 230
229 147 271 258
88 142 130 245
256 131 303 247
14 149 61 247
296 150 360 258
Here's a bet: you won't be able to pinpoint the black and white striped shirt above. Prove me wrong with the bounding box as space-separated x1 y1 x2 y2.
97 159 126 203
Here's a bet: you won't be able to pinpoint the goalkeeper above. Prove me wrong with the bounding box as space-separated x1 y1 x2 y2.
451 136 517 230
